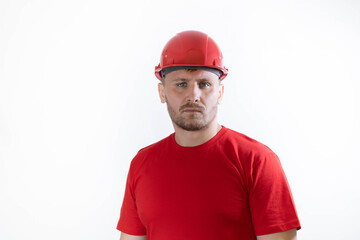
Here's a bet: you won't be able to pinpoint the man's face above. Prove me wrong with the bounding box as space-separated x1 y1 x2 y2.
158 69 224 131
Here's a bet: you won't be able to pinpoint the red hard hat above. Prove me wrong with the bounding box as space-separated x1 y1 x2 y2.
155 30 228 81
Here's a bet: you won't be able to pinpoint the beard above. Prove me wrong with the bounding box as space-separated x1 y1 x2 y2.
165 97 218 131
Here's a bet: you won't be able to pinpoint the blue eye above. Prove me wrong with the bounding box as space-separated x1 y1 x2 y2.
177 82 186 87
199 82 210 87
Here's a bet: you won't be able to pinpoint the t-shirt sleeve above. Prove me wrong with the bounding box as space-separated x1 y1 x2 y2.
248 150 301 236
116 160 147 235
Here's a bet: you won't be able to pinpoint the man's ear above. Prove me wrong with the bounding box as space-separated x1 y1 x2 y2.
217 83 224 104
158 82 166 103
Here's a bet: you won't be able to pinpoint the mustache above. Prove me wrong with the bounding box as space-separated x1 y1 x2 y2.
179 103 205 112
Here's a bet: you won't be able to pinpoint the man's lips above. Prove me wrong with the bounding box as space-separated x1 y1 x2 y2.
182 108 203 113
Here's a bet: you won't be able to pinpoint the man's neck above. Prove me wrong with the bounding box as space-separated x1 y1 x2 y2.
173 121 222 147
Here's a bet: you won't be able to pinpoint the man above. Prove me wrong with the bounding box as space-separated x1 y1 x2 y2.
117 30 301 240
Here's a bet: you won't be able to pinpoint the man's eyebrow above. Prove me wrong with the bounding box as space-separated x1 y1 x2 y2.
171 78 212 82
172 78 189 82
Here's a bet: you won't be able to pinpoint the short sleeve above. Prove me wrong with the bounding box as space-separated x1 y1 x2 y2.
116 160 147 235
248 151 301 236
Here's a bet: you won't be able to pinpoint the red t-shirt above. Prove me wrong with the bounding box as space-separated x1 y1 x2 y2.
117 126 301 239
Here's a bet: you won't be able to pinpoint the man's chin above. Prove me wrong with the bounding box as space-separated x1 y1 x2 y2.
174 121 209 132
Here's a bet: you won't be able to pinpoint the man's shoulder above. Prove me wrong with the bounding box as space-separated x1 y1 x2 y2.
222 127 274 156
132 133 173 160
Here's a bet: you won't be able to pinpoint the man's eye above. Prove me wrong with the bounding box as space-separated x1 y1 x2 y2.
199 82 210 87
177 82 186 87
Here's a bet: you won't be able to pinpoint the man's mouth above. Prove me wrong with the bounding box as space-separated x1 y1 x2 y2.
182 108 202 113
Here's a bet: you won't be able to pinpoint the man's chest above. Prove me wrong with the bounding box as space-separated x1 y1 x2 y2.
133 153 252 230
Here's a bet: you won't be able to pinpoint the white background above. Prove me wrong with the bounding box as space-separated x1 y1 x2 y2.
0 0 359 239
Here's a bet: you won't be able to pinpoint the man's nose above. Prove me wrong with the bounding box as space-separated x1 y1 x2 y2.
186 82 201 103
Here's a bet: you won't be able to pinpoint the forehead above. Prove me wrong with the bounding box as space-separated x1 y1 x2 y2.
165 69 219 81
